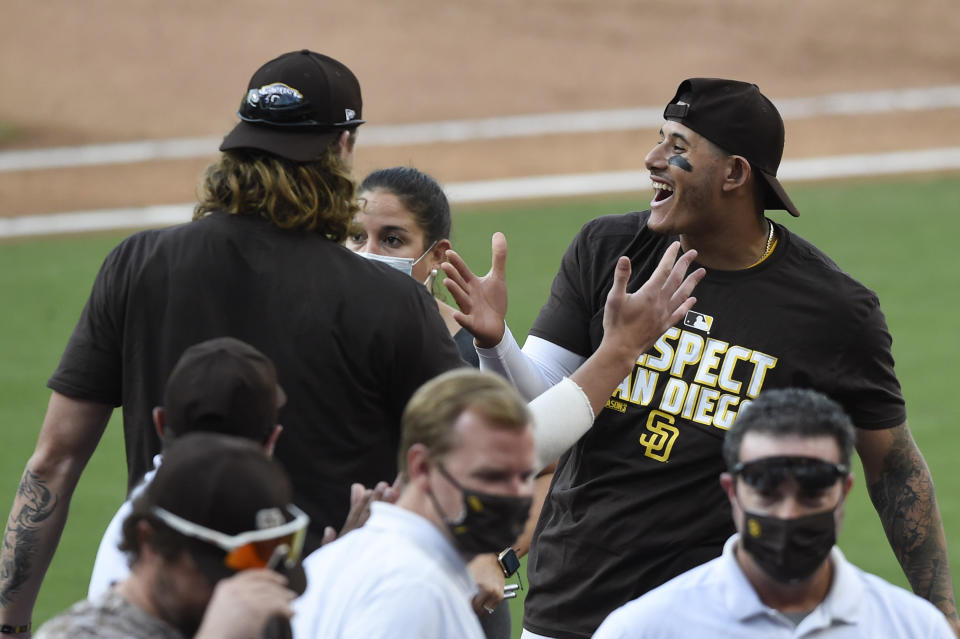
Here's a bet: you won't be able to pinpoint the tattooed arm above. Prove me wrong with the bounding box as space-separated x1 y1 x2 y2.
1 392 112 630
857 422 959 636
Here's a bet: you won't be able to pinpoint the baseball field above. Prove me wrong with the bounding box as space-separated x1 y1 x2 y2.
2 0 959 636
2 175 960 635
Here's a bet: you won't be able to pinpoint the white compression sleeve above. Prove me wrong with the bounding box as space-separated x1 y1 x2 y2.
528 377 595 473
476 324 586 400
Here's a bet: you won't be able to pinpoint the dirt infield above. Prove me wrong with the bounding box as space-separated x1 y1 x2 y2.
2 0 959 218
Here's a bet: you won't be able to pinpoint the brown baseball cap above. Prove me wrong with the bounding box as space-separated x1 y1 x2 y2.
163 337 285 444
664 78 799 217
220 49 365 162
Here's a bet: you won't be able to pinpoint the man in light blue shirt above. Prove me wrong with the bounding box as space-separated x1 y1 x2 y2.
594 388 953 639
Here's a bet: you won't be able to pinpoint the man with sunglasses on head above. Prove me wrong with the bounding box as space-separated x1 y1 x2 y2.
35 433 308 639
594 388 953 638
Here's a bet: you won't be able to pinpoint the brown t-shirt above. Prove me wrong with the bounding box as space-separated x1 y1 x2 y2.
48 212 465 550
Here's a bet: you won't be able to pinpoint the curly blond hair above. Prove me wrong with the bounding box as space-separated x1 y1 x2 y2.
194 141 357 241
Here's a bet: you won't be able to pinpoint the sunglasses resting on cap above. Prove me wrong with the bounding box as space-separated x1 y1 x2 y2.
152 504 309 571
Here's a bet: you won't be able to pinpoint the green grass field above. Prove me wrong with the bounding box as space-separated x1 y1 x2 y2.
2 174 959 634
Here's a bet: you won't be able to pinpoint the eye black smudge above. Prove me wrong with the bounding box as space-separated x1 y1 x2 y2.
669 155 693 172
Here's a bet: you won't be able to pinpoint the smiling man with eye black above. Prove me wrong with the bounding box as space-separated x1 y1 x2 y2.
442 78 958 638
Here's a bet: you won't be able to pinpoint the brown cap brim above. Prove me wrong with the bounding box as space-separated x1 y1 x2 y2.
758 170 800 217
220 120 342 163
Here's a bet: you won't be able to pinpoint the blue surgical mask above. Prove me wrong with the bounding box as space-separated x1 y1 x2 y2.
360 252 416 276
359 241 437 278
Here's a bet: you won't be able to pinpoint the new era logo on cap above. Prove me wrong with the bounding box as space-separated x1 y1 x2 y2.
345 108 356 121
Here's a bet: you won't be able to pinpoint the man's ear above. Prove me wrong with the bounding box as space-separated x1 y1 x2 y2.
264 425 283 457
720 472 736 504
720 472 746 532
406 443 432 491
721 155 752 193
841 472 854 498
153 407 165 439
136 519 155 550
338 130 356 154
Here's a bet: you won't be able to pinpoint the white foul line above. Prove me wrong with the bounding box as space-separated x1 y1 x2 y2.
2 147 959 239
2 85 960 172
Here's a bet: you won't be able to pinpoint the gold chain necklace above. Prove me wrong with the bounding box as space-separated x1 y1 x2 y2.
747 219 775 268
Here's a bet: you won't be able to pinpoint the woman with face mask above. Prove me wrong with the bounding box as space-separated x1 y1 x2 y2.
346 166 506 634
346 167 479 368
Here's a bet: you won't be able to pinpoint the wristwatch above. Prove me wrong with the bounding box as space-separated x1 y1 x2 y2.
497 547 520 577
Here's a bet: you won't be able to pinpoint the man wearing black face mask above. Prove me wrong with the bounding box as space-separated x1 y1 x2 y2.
594 388 953 638
292 369 536 639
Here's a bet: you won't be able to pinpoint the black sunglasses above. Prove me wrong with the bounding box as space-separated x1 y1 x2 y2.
238 83 324 127
733 456 848 497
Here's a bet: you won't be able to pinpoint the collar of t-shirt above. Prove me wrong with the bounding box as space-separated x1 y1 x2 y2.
720 533 863 630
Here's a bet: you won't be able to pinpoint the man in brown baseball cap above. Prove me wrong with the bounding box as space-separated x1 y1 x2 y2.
88 337 286 598
444 78 956 637
0 49 463 633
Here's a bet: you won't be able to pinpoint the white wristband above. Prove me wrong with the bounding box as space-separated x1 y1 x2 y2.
528 377 595 473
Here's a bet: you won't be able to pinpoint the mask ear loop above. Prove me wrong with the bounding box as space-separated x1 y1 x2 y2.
426 463 467 526
415 240 441 292
412 240 439 267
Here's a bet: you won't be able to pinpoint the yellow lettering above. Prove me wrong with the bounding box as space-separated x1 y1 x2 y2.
630 368 658 405
659 377 686 414
604 398 627 413
694 339 728 387
713 394 741 430
670 330 705 378
610 374 631 401
638 411 680 462
645 327 680 371
746 352 778 398
693 387 721 425
681 382 700 420
718 345 750 394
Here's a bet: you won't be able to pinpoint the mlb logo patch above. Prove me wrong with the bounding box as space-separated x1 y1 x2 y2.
683 310 713 333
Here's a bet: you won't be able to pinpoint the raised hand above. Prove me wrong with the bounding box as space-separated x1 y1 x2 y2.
321 478 401 545
601 241 704 359
568 242 705 418
441 232 509 348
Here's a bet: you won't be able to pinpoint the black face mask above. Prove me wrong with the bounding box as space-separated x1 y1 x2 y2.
428 464 532 556
740 506 837 583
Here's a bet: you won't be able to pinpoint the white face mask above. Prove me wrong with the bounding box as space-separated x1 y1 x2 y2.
359 241 437 278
